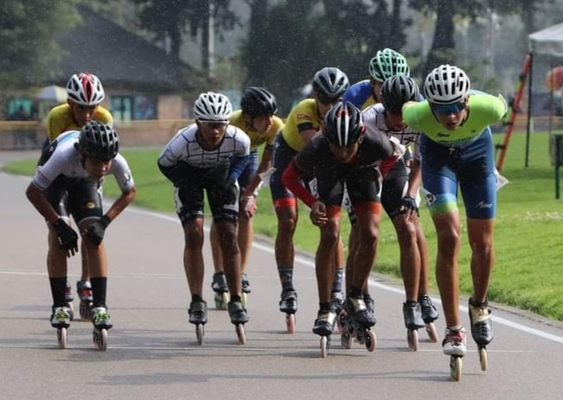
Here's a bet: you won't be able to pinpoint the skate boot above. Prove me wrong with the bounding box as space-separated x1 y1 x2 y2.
313 308 337 358
468 298 494 346
443 327 467 381
91 306 111 351
51 305 71 329
419 294 439 342
403 301 425 351
51 306 71 349
188 300 207 345
77 280 93 321
364 293 375 314
340 296 377 352
346 296 376 328
468 298 493 372
279 289 298 333
442 327 467 357
211 272 230 310
65 280 74 321
228 300 248 344
188 300 208 325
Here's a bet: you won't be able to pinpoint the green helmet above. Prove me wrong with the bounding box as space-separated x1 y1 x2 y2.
368 48 410 83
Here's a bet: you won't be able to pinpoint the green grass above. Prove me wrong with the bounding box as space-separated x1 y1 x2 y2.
5 132 563 320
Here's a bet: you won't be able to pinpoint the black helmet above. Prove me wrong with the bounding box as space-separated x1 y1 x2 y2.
312 67 349 103
79 121 119 161
323 101 365 147
380 75 420 114
241 87 278 117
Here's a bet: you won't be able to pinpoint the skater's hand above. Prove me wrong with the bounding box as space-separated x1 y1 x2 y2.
242 195 257 217
52 218 78 257
85 215 111 246
399 195 419 221
310 201 327 227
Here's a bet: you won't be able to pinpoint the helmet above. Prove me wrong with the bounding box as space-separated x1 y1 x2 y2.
369 48 410 83
312 67 349 102
193 92 232 122
380 75 420 113
78 121 119 161
241 87 278 117
66 73 105 106
323 101 365 147
423 64 471 104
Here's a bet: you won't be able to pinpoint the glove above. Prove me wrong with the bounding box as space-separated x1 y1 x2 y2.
52 218 78 256
85 215 111 246
399 195 419 216
224 178 239 205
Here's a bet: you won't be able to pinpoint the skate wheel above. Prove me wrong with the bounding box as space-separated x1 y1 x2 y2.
214 292 229 310
479 346 488 371
450 356 463 381
365 329 376 352
236 324 246 345
341 331 352 349
195 324 204 346
425 322 438 343
241 292 248 308
320 336 329 358
286 313 296 334
57 327 67 349
67 302 74 321
80 302 92 321
93 329 108 351
407 329 419 351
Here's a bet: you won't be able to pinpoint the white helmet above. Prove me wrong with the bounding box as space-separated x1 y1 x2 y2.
423 65 470 104
66 73 105 106
193 92 232 122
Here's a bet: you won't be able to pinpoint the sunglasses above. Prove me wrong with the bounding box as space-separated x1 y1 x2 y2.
431 101 467 114
201 121 228 129
317 93 340 106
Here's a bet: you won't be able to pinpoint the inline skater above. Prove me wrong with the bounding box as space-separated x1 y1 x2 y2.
402 64 507 380
209 87 284 309
45 72 113 318
282 101 397 356
365 75 439 350
26 121 136 350
270 67 349 333
157 92 251 344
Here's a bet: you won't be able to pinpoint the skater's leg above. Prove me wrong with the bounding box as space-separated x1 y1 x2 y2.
315 213 340 306
392 215 420 302
467 218 495 304
209 221 224 275
182 218 206 298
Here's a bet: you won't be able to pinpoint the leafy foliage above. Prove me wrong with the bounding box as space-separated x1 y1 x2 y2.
0 0 80 88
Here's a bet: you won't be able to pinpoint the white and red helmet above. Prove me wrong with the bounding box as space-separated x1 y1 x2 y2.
66 73 105 106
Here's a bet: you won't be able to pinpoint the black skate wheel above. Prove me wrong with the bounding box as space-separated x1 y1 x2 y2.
80 302 92 321
93 328 108 351
341 331 352 349
196 324 204 346
57 327 67 349
286 313 296 334
365 329 376 352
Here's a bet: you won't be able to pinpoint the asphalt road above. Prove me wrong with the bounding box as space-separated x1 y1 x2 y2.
1 150 562 399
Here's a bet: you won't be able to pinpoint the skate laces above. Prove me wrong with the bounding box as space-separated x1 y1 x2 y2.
92 307 110 324
347 297 367 314
54 307 70 322
190 301 207 315
444 327 466 346
469 300 491 324
317 309 337 325
281 290 297 302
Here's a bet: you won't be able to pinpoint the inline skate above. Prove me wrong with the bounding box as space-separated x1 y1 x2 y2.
241 273 251 307
403 301 425 351
468 298 494 371
188 300 208 345
228 299 248 344
419 294 439 342
77 280 93 321
443 327 467 381
331 291 345 332
64 280 74 321
211 272 230 310
279 289 298 334
313 307 337 358
339 295 376 352
91 306 112 351
51 305 71 349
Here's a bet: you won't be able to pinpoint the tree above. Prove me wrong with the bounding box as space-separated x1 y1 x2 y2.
131 0 238 77
0 0 81 88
